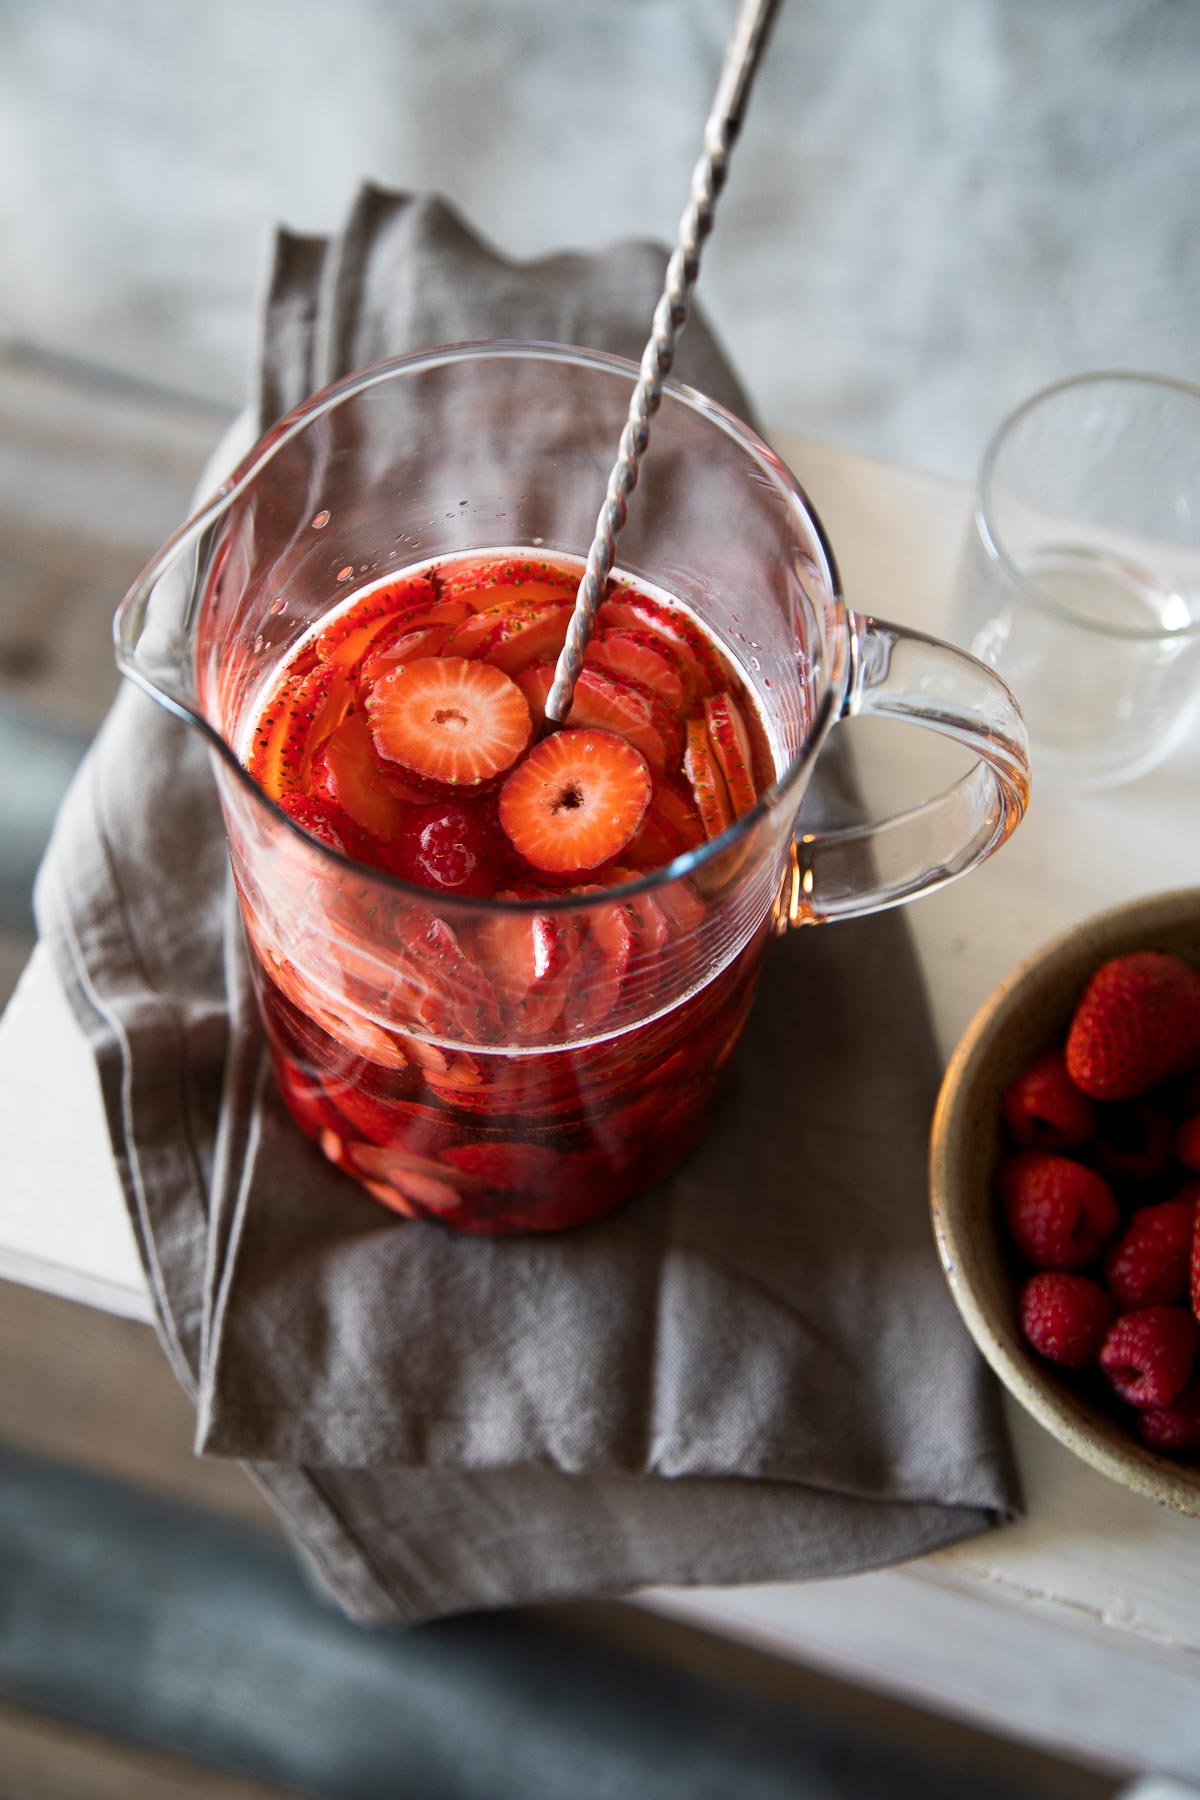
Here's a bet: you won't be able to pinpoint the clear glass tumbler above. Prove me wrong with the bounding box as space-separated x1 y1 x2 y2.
953 372 1200 790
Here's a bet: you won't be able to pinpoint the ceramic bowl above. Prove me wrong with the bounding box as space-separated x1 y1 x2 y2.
930 887 1200 1515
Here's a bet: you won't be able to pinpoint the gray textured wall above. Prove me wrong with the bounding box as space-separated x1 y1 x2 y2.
2 0 1196 476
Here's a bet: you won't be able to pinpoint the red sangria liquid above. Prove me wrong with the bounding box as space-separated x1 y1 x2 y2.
242 552 777 1233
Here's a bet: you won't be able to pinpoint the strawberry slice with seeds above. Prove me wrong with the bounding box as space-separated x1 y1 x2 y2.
358 622 451 690
562 893 635 1032
439 556 578 607
499 728 652 875
624 802 690 872
586 629 688 713
655 783 706 849
598 591 723 698
684 715 735 838
447 599 572 674
476 904 582 1039
515 662 555 731
559 666 680 778
279 793 359 854
394 914 504 1043
704 692 758 818
312 711 412 841
367 656 532 786
318 576 438 669
600 870 671 958
248 660 351 799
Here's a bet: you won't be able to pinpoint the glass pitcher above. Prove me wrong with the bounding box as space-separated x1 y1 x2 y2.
116 343 1029 1234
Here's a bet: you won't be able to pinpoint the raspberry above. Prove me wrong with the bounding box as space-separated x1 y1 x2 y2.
1139 1378 1200 1453
385 800 508 897
1103 1196 1196 1308
1174 1115 1200 1175
1093 1101 1174 1186
1098 1306 1198 1408
1019 1273 1115 1369
1066 952 1200 1101
1001 1048 1097 1151
997 1151 1119 1269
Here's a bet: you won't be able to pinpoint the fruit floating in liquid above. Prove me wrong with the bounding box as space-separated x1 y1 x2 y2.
243 553 774 1232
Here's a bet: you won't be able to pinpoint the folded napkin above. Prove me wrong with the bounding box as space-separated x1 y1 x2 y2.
35 184 1018 1625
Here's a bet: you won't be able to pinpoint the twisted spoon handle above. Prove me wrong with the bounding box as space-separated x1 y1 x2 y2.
543 0 782 727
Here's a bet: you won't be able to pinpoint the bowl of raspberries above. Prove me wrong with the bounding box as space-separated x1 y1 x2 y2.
931 888 1200 1515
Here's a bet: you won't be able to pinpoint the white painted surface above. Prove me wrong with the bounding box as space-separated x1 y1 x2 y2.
4 433 1200 1776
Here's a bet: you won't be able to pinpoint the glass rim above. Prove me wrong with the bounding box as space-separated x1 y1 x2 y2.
116 338 847 918
977 369 1200 644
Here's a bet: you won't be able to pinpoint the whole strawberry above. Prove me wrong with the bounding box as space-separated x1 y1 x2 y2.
997 1151 1118 1269
1103 1195 1197 1309
1019 1273 1115 1369
1098 1305 1198 1408
1066 952 1200 1101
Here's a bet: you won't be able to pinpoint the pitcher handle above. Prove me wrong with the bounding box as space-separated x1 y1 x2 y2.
783 614 1030 926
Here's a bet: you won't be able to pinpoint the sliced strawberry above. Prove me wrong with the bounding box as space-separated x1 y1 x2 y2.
279 793 357 854
684 715 735 838
558 666 681 778
359 622 452 689
439 1140 563 1195
515 662 555 731
324 1080 407 1147
274 954 412 1069
350 1139 486 1194
655 783 706 849
318 575 438 669
439 556 578 608
447 599 572 674
656 877 708 938
367 656 532 786
274 1056 348 1138
704 692 758 818
248 660 351 799
597 590 724 698
625 802 691 872
359 1177 420 1219
476 904 581 1039
600 870 672 958
498 728 652 875
312 711 411 842
393 914 504 1043
562 893 635 1032
586 629 688 713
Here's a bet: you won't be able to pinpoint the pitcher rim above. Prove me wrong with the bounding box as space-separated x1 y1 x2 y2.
115 338 848 917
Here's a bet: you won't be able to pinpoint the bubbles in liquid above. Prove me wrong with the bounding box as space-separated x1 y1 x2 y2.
312 510 330 530
270 598 287 615
337 565 354 582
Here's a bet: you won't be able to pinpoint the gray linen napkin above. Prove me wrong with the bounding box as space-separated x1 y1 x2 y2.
34 184 1018 1625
